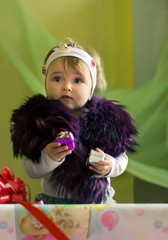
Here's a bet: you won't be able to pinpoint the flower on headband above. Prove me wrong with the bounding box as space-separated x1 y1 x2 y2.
91 59 96 67
42 66 46 75
59 43 69 51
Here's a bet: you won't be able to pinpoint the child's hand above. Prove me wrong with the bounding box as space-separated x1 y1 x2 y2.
46 142 72 162
89 148 112 177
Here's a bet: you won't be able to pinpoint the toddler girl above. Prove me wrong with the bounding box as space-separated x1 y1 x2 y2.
10 38 138 204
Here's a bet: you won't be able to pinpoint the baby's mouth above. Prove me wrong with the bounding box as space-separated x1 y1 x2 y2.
61 95 72 99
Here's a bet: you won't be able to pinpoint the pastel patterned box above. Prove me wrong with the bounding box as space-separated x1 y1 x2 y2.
1 203 168 240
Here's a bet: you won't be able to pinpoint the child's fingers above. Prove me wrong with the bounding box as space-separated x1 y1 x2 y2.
53 145 69 153
56 149 72 160
89 164 109 175
49 142 71 153
50 148 72 162
95 174 103 178
95 147 104 154
89 156 111 176
48 142 61 149
46 142 72 161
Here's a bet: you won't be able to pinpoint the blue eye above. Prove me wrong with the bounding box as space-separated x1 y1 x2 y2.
53 76 62 82
74 78 82 84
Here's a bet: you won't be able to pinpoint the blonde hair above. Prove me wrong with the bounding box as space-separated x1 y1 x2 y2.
44 38 107 92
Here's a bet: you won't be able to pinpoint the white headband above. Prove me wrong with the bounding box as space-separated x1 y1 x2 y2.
43 44 97 95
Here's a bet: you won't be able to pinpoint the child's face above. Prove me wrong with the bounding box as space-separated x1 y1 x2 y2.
46 58 92 112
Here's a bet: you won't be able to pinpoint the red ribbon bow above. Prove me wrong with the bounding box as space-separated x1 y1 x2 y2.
0 166 31 203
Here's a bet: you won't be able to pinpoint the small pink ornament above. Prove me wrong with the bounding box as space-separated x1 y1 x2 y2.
91 59 96 67
136 208 144 216
42 66 46 75
101 210 119 231
59 43 69 51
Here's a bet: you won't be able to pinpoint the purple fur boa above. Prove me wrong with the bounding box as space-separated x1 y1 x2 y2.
10 95 79 161
10 94 138 203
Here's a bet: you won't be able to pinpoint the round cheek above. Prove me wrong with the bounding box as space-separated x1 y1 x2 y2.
88 90 92 100
45 86 51 98
45 80 58 99
87 84 92 100
47 89 58 99
45 78 50 94
80 92 91 106
87 79 93 99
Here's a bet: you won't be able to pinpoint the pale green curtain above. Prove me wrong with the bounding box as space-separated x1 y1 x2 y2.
0 0 57 95
106 34 168 187
0 0 168 191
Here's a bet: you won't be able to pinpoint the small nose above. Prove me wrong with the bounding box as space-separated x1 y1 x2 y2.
62 81 72 92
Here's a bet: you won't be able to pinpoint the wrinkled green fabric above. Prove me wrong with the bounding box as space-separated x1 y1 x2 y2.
105 33 168 187
0 0 56 94
0 0 168 189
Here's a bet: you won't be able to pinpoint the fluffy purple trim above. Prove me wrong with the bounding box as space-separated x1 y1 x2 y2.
50 96 138 203
10 94 138 203
80 96 138 157
10 94 79 162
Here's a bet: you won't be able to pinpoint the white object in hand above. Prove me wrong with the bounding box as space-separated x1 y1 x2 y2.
89 150 105 163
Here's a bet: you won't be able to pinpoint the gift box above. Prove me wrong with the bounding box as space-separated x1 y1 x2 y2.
55 131 75 151
88 150 105 164
1 203 168 240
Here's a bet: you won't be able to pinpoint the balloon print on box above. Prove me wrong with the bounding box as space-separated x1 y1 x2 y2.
101 210 119 231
